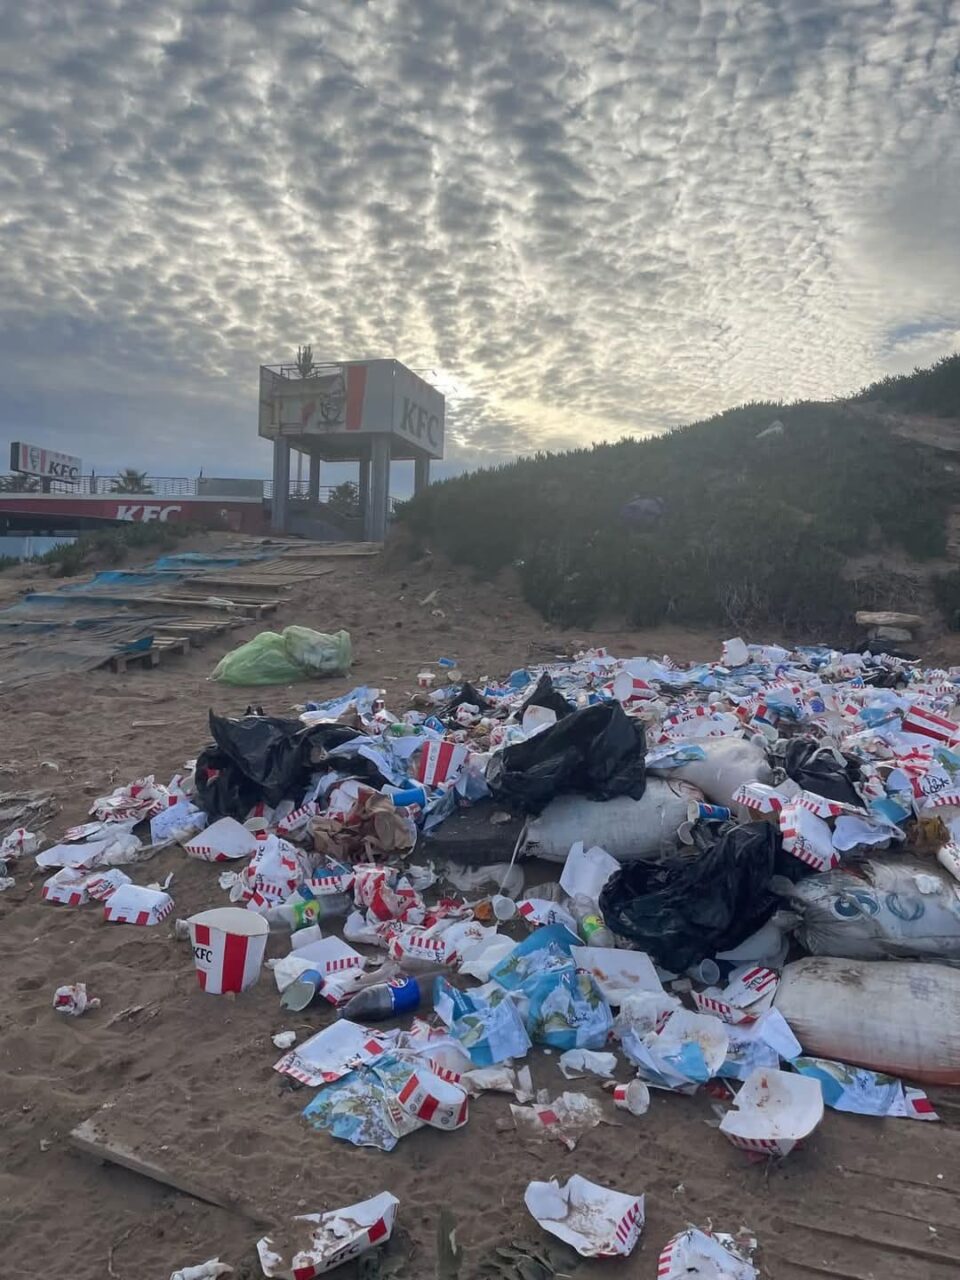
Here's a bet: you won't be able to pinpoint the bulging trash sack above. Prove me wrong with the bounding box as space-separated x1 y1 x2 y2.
650 737 773 808
598 822 789 971
774 956 960 1084
781 739 863 809
212 627 351 685
486 701 646 815
719 1067 824 1158
522 779 699 863
777 859 960 960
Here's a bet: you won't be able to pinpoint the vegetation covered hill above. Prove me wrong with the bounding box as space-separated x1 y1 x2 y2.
399 355 960 635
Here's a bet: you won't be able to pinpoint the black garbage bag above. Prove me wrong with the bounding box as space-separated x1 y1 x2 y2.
441 682 492 719
486 701 646 815
783 739 863 808
195 712 363 820
519 673 574 722
599 821 790 971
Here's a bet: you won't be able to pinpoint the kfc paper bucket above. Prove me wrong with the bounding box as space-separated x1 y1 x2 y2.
188 906 269 994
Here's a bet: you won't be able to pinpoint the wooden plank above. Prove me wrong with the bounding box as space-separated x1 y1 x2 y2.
69 1116 263 1222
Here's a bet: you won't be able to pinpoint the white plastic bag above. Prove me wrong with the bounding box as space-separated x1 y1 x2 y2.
653 737 773 808
522 780 700 862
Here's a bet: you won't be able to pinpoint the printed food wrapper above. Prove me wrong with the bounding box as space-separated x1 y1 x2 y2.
53 982 100 1016
780 803 839 872
526 968 614 1052
0 828 39 858
517 898 579 933
275 801 319 838
245 836 310 908
84 868 132 902
692 965 779 1025
657 1228 758 1280
793 1056 938 1121
37 840 113 871
388 926 456 967
434 977 531 1067
901 704 960 745
731 780 797 814
718 1008 802 1081
719 1066 824 1157
622 1009 728 1094
184 816 260 863
274 1021 394 1086
302 1055 427 1152
256 1192 399 1279
102 884 174 926
416 740 469 788
571 946 663 1004
91 775 170 823
524 1175 644 1258
510 1091 603 1150
42 867 93 906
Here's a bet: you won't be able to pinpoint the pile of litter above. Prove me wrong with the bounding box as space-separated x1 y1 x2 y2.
15 635 960 1274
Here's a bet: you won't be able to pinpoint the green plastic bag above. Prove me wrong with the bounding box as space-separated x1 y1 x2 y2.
211 627 352 686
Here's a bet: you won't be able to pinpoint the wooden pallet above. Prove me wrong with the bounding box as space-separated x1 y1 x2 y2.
151 617 245 645
106 636 191 673
180 563 338 593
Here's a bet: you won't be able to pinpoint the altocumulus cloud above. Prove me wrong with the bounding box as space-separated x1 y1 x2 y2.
0 0 958 478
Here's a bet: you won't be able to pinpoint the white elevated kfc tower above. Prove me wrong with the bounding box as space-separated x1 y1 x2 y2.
258 358 445 541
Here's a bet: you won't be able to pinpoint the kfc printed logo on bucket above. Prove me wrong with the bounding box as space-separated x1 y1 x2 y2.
187 907 269 994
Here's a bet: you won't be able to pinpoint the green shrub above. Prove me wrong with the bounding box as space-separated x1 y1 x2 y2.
398 360 958 635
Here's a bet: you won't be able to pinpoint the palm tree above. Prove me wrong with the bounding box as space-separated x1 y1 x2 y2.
0 473 39 492
110 469 154 494
295 344 315 378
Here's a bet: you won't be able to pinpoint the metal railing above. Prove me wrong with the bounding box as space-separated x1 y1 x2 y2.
1 475 337 501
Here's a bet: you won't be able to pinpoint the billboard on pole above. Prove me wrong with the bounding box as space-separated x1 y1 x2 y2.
258 359 444 459
10 442 82 483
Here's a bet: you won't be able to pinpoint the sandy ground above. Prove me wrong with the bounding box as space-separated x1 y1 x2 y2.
2 543 960 1280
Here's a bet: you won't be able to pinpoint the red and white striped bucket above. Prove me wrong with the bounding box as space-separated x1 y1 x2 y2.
187 906 269 995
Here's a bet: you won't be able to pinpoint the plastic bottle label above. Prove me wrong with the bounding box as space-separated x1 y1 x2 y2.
388 977 421 1013
580 913 605 942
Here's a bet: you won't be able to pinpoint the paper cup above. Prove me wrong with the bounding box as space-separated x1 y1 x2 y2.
188 907 269 995
612 1080 651 1116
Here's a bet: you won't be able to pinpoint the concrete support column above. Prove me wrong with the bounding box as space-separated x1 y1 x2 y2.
414 454 431 495
358 449 372 538
308 451 321 502
271 437 291 534
366 435 390 542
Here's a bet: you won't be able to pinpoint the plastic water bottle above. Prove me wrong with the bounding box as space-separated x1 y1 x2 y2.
570 894 617 948
338 976 423 1021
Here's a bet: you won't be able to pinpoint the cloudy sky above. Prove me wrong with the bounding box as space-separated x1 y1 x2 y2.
1 0 959 488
